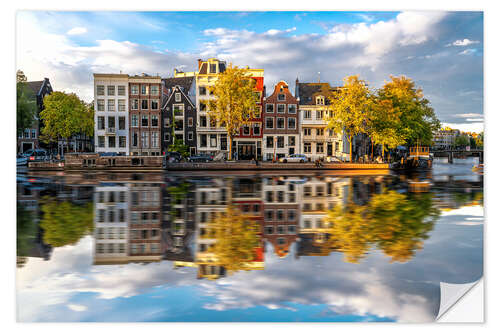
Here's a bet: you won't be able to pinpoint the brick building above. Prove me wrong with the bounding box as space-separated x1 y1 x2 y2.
262 81 300 161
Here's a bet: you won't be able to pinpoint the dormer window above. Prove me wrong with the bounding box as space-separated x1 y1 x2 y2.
278 94 285 101
316 96 325 105
279 86 284 92
210 64 217 73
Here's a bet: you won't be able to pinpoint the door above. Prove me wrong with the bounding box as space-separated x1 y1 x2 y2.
289 147 295 155
327 143 333 156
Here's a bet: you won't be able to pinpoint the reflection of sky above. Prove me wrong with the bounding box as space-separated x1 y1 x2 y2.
17 204 483 322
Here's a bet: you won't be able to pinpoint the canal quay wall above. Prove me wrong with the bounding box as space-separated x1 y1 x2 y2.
27 154 389 171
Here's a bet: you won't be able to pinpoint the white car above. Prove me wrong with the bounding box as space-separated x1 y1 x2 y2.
279 154 308 163
325 156 342 163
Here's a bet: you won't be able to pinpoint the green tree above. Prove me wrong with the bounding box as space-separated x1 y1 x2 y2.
210 205 261 274
207 64 260 160
327 75 373 162
168 139 190 158
17 82 37 136
17 205 37 259
454 135 470 148
40 92 94 154
39 198 94 247
368 98 405 159
377 76 440 146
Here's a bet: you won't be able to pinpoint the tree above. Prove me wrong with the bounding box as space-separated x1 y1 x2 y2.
168 139 190 158
207 64 260 160
17 204 37 259
40 92 94 154
39 198 94 247
327 75 373 162
368 98 405 159
17 70 27 83
209 205 261 274
377 76 440 146
453 135 470 148
17 82 37 136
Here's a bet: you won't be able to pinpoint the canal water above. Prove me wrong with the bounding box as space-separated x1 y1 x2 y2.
16 158 483 322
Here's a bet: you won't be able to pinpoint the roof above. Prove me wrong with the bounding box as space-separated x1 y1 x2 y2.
26 81 44 95
162 76 194 93
297 82 338 105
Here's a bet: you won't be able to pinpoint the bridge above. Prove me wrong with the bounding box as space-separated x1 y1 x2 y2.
431 149 483 164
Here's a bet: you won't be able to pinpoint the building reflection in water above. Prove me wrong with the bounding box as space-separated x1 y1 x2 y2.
16 171 483 279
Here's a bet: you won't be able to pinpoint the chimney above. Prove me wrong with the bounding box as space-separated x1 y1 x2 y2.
198 59 202 70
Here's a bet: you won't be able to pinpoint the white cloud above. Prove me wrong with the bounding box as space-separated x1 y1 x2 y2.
459 48 477 55
447 38 479 47
67 304 88 312
441 122 484 133
67 27 87 35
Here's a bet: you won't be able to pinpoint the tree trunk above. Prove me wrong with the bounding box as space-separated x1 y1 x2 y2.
228 134 232 161
349 136 353 162
382 144 385 161
371 140 374 160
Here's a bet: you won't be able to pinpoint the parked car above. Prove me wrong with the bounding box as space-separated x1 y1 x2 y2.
164 151 183 163
279 154 307 163
188 154 213 162
17 154 28 166
325 156 342 163
23 149 50 162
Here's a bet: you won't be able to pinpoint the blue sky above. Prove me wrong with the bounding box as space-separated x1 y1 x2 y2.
16 11 483 132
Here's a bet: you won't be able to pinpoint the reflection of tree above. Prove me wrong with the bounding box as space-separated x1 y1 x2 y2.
324 191 440 263
17 205 37 265
39 197 94 247
210 205 260 274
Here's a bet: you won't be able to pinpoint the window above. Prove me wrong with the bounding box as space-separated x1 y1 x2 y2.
277 226 285 234
316 143 324 153
266 117 274 129
254 106 262 118
288 136 295 146
31 129 36 138
288 209 296 221
188 117 193 127
107 86 115 96
253 124 260 135
132 132 138 147
117 99 126 111
188 131 193 141
108 116 115 129
317 128 324 136
173 93 180 102
108 136 116 148
266 191 273 202
316 111 324 120
266 136 273 148
316 96 325 105
119 136 126 148
287 225 296 234
200 116 207 127
277 136 284 148
131 115 138 127
210 64 217 73
118 85 125 96
98 136 105 148
151 132 159 148
107 99 115 111
199 86 206 95
304 142 311 153
151 85 159 95
303 128 311 136
141 132 149 148
200 134 207 147
131 85 139 94
243 125 250 135
210 134 217 147
304 110 311 119
97 85 104 95
266 104 274 113
131 99 138 110
265 226 274 235
164 133 170 142
141 115 148 127
98 116 105 130
141 85 148 95
277 118 285 129
278 94 285 101
164 118 170 127
151 100 159 110
265 209 273 221
288 104 297 114
141 100 148 110
151 115 159 127
316 186 325 196
277 104 285 113
118 116 125 130
97 99 104 111
199 102 206 111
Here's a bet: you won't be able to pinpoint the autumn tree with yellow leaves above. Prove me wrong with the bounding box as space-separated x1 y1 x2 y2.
209 205 261 274
207 64 260 160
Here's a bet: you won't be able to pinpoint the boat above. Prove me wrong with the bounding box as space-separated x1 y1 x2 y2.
391 143 433 170
472 164 484 172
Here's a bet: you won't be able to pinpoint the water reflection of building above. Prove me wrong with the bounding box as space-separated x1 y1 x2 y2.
262 176 300 258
